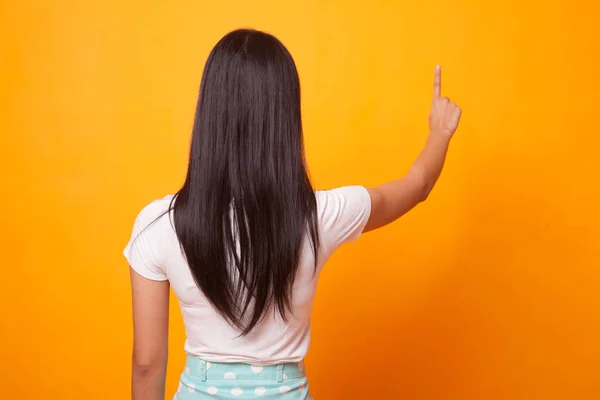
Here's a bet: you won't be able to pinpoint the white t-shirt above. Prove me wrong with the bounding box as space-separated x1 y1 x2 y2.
123 186 371 366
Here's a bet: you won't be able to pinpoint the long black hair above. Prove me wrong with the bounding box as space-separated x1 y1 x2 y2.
173 29 319 335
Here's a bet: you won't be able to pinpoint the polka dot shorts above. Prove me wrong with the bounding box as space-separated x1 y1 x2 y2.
174 355 312 399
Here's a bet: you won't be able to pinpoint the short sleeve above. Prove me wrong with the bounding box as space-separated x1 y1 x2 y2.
317 186 372 253
123 200 169 281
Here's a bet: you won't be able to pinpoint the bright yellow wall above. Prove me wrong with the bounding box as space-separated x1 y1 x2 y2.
2 1 599 399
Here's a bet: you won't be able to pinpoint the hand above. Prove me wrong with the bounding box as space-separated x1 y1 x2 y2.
429 65 462 138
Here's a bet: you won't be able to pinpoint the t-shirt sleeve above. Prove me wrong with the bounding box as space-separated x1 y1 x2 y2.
317 185 372 252
123 201 168 281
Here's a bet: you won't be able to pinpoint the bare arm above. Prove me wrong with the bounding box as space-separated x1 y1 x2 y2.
130 269 170 400
364 66 462 232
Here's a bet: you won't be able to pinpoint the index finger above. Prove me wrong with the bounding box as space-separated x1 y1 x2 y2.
433 65 441 98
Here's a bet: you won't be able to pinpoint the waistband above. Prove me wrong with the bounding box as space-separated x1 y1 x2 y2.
184 355 306 382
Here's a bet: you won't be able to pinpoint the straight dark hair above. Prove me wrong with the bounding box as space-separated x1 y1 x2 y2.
172 29 319 335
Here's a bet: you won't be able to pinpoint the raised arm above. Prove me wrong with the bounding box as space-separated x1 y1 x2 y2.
364 66 462 232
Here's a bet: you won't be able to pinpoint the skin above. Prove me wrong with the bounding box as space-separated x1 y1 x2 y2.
129 65 461 399
130 270 169 400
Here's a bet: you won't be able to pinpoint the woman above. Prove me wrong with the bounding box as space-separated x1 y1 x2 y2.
124 29 461 399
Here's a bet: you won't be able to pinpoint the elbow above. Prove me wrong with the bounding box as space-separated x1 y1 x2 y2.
416 175 432 203
132 353 167 377
408 166 432 203
132 361 165 379
420 184 432 202
132 364 153 378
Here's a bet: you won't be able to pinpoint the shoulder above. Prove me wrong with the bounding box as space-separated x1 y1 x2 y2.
127 194 176 244
132 195 175 229
315 186 371 220
314 186 372 250
124 195 175 280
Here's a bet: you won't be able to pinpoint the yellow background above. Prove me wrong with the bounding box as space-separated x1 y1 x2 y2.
2 0 599 399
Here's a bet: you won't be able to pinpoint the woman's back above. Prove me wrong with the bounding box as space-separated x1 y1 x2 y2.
124 186 371 365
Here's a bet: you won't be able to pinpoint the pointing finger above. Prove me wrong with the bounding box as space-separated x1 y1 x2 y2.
433 65 441 99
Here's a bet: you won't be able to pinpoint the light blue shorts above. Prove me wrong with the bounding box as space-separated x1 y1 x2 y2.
173 355 313 399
